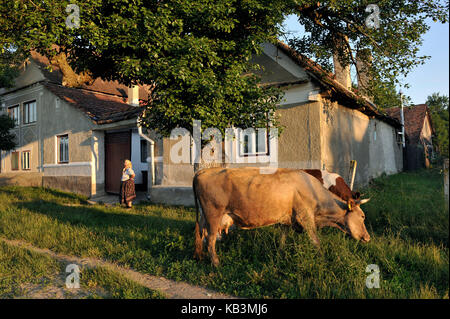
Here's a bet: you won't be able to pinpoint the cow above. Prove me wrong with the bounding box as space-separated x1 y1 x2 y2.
302 169 361 203
215 169 362 239
193 167 371 266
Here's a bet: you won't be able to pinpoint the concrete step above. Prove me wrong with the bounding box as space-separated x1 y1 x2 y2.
149 185 195 207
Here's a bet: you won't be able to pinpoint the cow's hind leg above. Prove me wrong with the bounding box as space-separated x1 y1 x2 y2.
194 215 207 260
206 217 221 267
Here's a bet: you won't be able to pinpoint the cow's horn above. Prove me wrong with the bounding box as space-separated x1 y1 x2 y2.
359 198 370 205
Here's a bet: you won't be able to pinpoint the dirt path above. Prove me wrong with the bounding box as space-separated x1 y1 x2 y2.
0 237 238 299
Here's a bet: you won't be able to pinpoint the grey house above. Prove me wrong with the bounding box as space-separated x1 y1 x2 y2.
0 51 151 197
0 43 403 205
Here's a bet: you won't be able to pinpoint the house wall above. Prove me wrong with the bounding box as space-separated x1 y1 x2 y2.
39 88 95 197
0 84 42 175
277 101 322 169
421 115 433 145
320 100 402 187
0 80 96 197
0 84 43 189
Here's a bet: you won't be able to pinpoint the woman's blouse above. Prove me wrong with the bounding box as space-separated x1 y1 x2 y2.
121 167 135 182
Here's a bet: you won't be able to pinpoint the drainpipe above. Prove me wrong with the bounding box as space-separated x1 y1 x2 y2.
138 123 155 188
400 92 406 148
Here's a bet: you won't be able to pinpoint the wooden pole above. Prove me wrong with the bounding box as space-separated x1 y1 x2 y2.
444 159 449 212
349 160 357 190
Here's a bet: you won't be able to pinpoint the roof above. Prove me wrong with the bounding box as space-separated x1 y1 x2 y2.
385 104 433 144
6 47 401 128
30 51 152 99
43 82 143 125
26 51 151 124
275 41 402 129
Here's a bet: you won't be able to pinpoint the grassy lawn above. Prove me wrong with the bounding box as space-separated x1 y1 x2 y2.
0 241 165 299
0 169 448 298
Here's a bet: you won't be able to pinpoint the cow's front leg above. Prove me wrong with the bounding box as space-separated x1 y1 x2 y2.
294 209 320 247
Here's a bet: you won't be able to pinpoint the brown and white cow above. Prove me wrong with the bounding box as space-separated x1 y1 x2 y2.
193 167 371 266
302 169 361 203
216 169 363 239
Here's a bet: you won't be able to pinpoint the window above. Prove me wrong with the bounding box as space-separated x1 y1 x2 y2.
11 151 19 170
8 105 20 126
23 101 37 124
140 139 148 163
239 128 269 156
22 151 30 170
58 135 69 163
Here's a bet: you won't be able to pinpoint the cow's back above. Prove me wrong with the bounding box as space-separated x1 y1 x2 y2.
194 168 343 228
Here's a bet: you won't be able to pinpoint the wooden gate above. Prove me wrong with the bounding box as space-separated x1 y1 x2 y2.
105 131 131 194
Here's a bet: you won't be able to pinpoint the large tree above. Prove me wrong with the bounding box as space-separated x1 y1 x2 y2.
426 92 449 157
289 0 449 107
0 0 287 137
0 0 448 136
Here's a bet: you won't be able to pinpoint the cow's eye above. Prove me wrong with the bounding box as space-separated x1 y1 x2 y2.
361 215 365 220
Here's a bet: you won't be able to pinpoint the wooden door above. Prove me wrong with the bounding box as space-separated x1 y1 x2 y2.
105 131 131 194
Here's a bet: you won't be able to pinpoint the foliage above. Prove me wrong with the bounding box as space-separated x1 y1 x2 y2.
0 114 17 152
426 92 449 157
0 169 448 298
1 1 448 136
0 0 288 137
288 0 449 104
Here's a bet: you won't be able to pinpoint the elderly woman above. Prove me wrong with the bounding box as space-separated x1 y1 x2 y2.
119 159 136 208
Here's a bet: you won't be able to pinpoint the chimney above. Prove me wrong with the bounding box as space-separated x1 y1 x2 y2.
333 35 352 90
356 49 373 99
128 85 139 106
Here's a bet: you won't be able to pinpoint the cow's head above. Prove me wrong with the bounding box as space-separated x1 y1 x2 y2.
344 198 371 242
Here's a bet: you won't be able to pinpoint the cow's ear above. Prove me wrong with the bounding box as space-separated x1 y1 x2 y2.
352 192 361 200
347 199 354 211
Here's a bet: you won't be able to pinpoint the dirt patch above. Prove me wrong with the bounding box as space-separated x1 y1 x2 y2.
1 237 237 299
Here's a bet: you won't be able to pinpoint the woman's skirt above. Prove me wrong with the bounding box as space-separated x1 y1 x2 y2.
119 179 136 204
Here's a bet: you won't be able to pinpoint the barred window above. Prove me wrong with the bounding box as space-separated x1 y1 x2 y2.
22 151 30 170
58 135 69 163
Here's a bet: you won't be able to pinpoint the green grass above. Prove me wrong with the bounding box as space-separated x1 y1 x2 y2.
0 169 448 298
0 241 165 299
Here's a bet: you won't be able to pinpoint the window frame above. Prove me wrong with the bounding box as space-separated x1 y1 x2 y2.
21 151 31 170
11 151 20 171
238 127 270 157
57 134 69 164
23 100 37 125
140 138 148 163
7 105 20 127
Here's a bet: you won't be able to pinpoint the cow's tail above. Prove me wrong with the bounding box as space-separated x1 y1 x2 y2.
193 176 203 260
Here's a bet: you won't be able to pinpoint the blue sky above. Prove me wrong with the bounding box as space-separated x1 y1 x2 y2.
282 14 449 105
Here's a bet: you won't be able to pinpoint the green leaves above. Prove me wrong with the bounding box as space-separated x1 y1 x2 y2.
0 114 17 152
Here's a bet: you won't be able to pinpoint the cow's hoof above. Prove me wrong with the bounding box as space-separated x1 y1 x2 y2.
211 258 220 267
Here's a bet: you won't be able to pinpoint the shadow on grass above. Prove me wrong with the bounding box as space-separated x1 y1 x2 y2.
16 199 196 263
0 186 89 204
